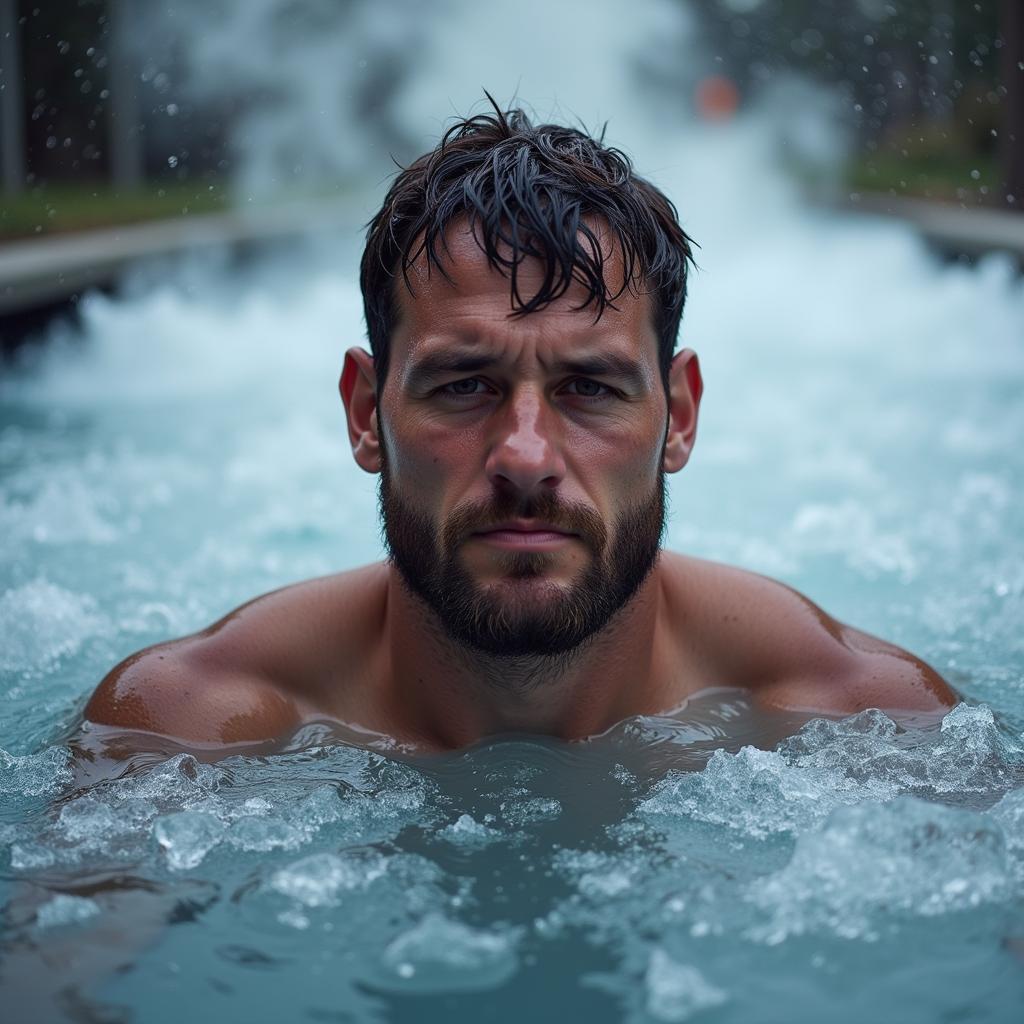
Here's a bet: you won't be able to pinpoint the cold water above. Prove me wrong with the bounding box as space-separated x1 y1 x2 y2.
3 6 1024 1018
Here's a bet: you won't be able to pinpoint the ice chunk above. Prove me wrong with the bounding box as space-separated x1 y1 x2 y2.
10 841 56 871
0 745 72 796
777 710 927 791
499 796 561 827
990 786 1024 884
638 745 892 839
645 949 727 1022
290 784 344 828
438 814 502 847
154 811 225 870
0 579 107 672
749 797 1010 943
777 704 1020 798
226 815 304 852
35 894 101 929
127 753 223 809
270 850 388 907
929 703 1016 792
382 913 520 992
57 795 119 843
557 849 641 899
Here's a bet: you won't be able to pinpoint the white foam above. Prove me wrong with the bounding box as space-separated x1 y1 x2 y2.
0 580 107 673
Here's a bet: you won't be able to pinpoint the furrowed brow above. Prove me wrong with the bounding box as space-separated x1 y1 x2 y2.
402 350 497 387
552 354 651 391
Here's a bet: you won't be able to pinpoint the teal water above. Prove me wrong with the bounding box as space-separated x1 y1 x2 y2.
3 141 1024 1022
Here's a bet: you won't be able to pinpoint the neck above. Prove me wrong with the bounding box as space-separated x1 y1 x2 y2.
382 559 670 748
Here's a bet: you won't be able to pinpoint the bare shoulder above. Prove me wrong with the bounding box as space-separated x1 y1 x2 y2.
660 552 957 718
84 563 389 745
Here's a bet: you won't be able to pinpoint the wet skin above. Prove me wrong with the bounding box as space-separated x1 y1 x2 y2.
84 226 956 753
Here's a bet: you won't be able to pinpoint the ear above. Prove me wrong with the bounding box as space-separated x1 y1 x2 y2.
339 347 382 473
662 348 702 474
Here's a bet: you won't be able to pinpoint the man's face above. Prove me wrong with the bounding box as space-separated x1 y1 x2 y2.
374 225 673 659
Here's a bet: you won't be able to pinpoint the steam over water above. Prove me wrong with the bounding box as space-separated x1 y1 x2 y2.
3 0 1024 1019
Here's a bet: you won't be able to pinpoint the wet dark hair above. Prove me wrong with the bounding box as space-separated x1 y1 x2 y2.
360 97 696 390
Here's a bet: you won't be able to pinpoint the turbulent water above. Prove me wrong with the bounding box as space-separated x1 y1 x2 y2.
3 12 1024 1016
2 205 1023 1020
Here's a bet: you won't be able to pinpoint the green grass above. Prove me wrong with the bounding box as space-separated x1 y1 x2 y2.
0 181 232 240
844 151 1003 205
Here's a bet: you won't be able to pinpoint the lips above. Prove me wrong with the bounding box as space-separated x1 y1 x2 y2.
471 520 578 549
473 520 577 538
442 497 605 555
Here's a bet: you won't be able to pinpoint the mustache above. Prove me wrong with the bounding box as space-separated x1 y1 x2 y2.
442 491 607 552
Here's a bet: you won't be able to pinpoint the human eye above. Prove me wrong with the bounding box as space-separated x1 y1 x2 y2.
440 377 491 399
562 378 615 401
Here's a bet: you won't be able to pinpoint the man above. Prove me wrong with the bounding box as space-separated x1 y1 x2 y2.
85 104 955 752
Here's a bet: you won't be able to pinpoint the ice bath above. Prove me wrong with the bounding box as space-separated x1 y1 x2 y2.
4 1 1024 1020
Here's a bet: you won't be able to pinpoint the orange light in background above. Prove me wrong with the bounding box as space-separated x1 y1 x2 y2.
695 75 740 121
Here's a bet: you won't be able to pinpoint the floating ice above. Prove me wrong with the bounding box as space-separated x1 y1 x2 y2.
154 811 226 870
932 704 1017 792
780 704 1020 795
638 705 1021 845
638 743 891 840
748 797 1011 943
439 813 502 847
990 786 1024 886
290 784 344 828
644 949 728 1022
557 849 642 899
34 893 101 929
499 795 562 827
57 794 119 842
270 850 388 907
226 814 304 852
382 913 520 993
0 745 72 797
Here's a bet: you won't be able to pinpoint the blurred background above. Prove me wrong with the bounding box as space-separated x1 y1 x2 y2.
1 0 1021 213
0 0 1021 338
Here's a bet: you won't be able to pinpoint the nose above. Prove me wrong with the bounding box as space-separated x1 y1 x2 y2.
485 386 566 496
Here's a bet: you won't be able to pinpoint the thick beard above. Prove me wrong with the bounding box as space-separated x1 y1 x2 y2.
379 451 666 660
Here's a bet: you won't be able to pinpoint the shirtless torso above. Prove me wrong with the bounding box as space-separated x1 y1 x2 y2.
84 553 955 753
85 117 958 754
